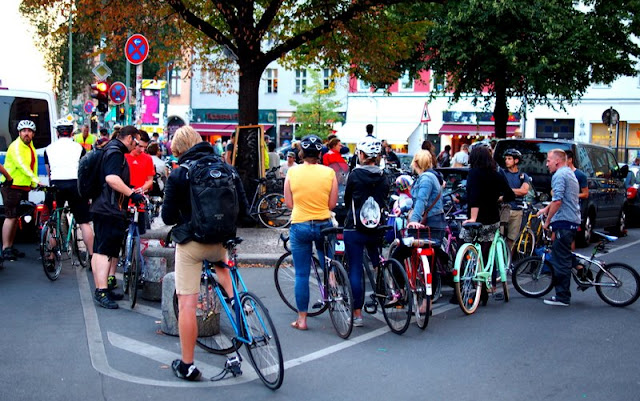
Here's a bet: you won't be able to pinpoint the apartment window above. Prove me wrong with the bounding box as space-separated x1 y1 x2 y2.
433 72 446 92
399 71 414 92
323 68 334 90
266 68 278 93
169 69 181 96
592 82 612 89
295 69 307 93
357 79 370 92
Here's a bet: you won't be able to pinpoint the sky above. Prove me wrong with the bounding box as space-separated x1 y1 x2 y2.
0 0 52 91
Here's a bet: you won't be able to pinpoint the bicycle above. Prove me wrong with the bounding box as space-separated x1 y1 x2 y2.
173 237 284 389
453 223 511 315
248 167 290 228
273 226 355 339
118 198 148 308
511 202 545 262
511 231 640 307
39 186 89 281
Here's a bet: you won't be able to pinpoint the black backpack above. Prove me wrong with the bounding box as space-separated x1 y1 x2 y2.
183 155 239 243
77 148 107 200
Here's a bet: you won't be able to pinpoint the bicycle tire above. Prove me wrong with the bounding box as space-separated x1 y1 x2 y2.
72 221 89 268
173 286 240 355
511 256 554 298
130 238 140 309
41 222 62 281
241 292 284 390
454 244 481 315
414 256 430 330
595 263 640 307
327 260 354 339
380 258 412 334
122 234 133 295
257 193 291 228
274 253 327 317
514 228 535 262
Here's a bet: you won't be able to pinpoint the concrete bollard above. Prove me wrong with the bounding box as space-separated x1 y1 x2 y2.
161 272 220 337
141 246 176 301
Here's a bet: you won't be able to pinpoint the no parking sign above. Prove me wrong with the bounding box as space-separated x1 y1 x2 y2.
109 82 127 105
124 34 149 65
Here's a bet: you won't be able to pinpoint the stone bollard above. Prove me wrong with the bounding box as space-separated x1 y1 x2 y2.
161 272 220 337
141 246 175 301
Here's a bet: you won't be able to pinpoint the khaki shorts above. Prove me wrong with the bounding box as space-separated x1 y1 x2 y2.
175 241 227 295
507 209 524 241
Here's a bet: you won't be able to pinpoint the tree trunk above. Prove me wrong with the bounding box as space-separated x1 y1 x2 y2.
493 77 508 139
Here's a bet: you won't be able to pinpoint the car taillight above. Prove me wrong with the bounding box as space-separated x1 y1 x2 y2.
336 233 343 240
36 204 46 211
627 187 637 200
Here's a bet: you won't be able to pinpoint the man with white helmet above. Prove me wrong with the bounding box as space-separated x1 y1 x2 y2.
42 117 95 269
1 120 39 261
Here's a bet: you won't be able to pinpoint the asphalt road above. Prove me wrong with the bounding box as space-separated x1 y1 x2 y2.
1 229 640 400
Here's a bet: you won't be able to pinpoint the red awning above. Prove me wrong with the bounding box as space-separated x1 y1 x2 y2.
439 124 519 136
191 123 274 136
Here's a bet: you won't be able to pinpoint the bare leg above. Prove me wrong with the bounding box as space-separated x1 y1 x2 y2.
92 253 110 289
2 217 17 250
177 293 198 363
79 223 94 256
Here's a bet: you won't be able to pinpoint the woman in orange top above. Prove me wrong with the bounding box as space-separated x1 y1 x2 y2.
284 135 338 331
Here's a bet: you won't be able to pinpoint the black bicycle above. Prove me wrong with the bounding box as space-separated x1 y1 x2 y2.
248 167 290 229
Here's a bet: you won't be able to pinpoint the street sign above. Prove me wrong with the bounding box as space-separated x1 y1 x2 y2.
109 81 128 105
421 102 431 123
125 34 150 65
601 107 620 126
84 101 95 114
92 62 112 81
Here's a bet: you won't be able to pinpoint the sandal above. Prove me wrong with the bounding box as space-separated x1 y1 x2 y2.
290 320 308 331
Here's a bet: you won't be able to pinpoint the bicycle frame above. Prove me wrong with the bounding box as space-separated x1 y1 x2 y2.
453 228 509 287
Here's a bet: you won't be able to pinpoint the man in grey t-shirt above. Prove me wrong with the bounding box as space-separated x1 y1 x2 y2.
537 149 580 306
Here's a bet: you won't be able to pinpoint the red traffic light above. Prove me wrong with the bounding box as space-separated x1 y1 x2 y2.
96 82 108 92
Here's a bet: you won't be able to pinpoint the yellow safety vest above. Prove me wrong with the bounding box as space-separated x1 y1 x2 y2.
74 133 97 151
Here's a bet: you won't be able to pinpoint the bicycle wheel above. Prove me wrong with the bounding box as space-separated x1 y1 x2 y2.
241 292 284 390
257 193 291 228
122 235 133 295
511 256 554 298
414 256 431 330
71 221 89 268
454 244 481 315
514 228 535 262
326 260 354 339
274 253 327 317
129 238 141 308
496 237 511 302
595 263 640 307
41 222 62 281
379 258 412 334
172 286 240 355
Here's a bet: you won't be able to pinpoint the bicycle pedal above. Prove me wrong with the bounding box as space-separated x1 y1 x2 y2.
312 301 325 309
364 301 377 314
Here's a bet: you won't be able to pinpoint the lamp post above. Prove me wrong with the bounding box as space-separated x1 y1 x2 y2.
67 1 73 115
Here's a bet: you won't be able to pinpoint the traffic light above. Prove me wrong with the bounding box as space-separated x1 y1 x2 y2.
116 106 125 123
91 81 109 113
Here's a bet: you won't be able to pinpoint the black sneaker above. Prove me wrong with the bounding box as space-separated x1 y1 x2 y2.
172 359 202 381
108 289 124 301
94 290 119 309
107 275 118 290
543 296 570 307
2 249 16 262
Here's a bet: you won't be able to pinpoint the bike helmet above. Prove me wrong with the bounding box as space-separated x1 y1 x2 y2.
299 135 323 157
55 117 74 136
469 140 490 151
504 148 522 160
356 136 382 158
17 120 36 132
395 174 414 191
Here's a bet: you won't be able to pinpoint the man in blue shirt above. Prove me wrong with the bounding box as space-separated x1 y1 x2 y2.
500 149 530 250
537 149 581 306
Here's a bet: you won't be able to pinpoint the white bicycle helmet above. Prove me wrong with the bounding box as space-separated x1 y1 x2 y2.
55 117 74 136
356 136 382 158
17 120 36 132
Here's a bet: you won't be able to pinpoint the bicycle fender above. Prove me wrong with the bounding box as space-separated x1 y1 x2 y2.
452 242 475 283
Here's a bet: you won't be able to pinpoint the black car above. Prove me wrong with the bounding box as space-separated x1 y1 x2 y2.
494 139 628 246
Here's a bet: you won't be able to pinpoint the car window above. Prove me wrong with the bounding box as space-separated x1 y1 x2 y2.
606 152 619 178
576 146 594 177
587 147 611 178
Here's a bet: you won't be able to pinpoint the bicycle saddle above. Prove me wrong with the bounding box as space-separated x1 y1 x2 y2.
321 226 343 236
462 222 483 230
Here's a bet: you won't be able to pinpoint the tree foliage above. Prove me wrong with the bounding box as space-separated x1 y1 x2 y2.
290 71 344 140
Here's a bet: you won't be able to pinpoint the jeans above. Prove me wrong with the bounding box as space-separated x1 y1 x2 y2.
343 229 380 310
289 220 333 312
551 229 576 303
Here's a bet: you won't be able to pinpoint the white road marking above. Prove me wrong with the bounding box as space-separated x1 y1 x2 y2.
596 238 640 258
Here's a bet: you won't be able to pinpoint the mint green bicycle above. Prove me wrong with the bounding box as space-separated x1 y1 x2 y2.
453 223 510 315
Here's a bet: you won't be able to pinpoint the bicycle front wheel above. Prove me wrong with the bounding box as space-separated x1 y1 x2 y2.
511 256 554 298
129 238 141 309
454 244 481 315
380 258 412 334
241 292 284 390
274 253 326 317
41 222 62 281
72 221 89 268
326 260 354 339
414 256 431 330
595 263 640 307
514 228 535 262
258 193 291 228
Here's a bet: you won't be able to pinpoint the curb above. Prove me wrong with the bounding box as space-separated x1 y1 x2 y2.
237 253 283 266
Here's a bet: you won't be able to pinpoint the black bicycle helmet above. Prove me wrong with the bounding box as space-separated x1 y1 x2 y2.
504 148 522 160
299 135 323 158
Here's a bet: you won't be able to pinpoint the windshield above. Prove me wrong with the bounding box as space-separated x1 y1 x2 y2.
0 96 53 151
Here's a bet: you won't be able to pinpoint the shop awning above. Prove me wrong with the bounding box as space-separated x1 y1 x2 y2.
439 124 519 136
335 122 419 145
191 123 273 136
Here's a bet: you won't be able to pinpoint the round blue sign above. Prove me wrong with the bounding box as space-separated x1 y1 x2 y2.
84 101 95 114
109 82 127 105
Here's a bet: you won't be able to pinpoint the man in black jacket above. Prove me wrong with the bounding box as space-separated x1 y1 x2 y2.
91 126 144 309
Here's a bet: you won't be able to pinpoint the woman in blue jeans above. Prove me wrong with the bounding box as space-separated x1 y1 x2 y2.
284 135 338 330
343 137 389 327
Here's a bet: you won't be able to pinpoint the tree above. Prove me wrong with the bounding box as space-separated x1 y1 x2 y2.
410 0 640 138
290 71 344 140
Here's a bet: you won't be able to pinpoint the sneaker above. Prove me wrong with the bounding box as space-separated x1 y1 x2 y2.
107 275 118 290
94 290 119 309
172 359 202 381
353 316 364 327
544 296 570 307
108 289 124 301
9 247 25 258
2 249 16 262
